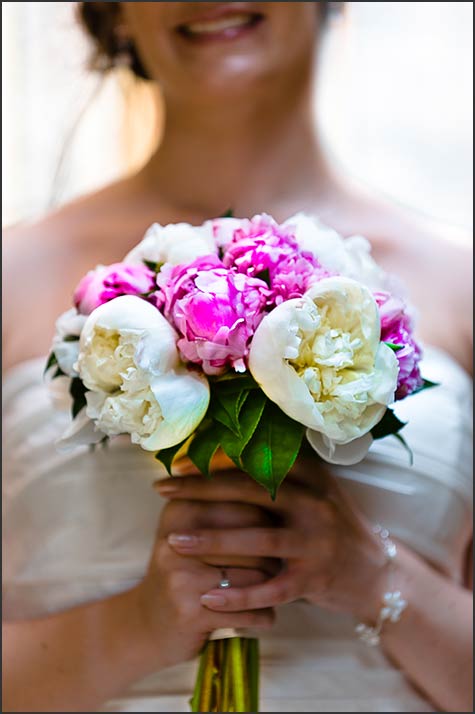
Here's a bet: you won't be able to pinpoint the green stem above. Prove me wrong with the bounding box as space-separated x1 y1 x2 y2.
247 639 260 713
213 639 224 709
190 645 207 713
222 639 232 712
230 637 246 712
241 639 250 712
199 641 216 712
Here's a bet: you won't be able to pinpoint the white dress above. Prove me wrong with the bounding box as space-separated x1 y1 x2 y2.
2 346 472 713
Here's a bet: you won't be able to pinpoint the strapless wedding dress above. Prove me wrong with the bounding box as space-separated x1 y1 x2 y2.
3 346 472 712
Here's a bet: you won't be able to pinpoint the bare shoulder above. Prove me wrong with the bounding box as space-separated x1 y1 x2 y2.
378 202 471 322
3 214 85 372
3 176 158 371
351 194 472 371
328 185 472 372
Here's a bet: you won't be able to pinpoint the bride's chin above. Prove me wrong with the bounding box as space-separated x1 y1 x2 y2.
177 63 277 100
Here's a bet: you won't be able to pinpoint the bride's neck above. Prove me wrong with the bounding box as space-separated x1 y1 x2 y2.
141 74 336 222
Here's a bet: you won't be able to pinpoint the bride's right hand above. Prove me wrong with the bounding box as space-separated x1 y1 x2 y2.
131 496 277 670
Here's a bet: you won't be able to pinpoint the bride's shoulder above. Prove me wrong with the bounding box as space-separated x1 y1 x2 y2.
329 186 472 370
354 196 472 369
336 187 471 284
2 177 153 370
373 201 471 296
4 176 143 259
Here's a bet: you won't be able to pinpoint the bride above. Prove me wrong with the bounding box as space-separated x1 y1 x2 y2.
3 3 472 712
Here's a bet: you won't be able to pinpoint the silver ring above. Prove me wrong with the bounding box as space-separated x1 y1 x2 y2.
218 568 231 589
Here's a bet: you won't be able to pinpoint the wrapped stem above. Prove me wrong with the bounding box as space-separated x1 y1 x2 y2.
248 638 260 712
191 636 260 712
198 640 216 712
221 639 232 712
229 637 246 711
189 646 207 712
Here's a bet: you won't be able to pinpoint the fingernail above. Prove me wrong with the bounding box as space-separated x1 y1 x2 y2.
201 593 227 607
168 533 199 549
155 481 180 494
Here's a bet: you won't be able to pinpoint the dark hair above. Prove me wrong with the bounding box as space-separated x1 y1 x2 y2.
78 2 149 79
78 2 341 81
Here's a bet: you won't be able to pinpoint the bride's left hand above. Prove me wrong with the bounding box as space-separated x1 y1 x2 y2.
156 456 390 623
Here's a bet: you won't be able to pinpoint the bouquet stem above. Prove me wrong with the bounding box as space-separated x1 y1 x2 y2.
190 636 259 712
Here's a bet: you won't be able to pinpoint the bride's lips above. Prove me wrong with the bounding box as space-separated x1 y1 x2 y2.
176 4 265 44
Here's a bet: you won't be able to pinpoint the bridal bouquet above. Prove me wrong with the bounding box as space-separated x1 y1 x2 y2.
47 213 433 712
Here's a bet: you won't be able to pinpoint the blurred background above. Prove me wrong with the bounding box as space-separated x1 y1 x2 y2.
2 2 473 240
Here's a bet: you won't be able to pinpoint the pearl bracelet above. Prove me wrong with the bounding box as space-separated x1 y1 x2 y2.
355 524 407 647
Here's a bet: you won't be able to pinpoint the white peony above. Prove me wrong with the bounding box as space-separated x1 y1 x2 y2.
284 213 388 291
249 277 399 465
78 295 179 393
59 295 210 451
51 308 86 377
124 222 217 266
84 369 209 451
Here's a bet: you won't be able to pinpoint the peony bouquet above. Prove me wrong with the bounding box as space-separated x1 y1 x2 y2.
46 213 434 712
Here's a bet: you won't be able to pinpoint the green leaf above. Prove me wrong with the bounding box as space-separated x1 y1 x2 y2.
220 209 234 218
384 342 404 352
235 390 249 417
209 396 239 436
371 408 406 440
241 401 305 499
408 378 439 396
212 372 259 390
255 268 271 287
209 389 250 436
187 428 223 478
44 352 58 375
155 438 188 476
69 378 88 419
143 259 163 273
393 432 414 465
220 390 267 465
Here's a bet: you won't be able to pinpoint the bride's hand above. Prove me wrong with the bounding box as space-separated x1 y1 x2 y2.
132 496 276 671
156 457 389 624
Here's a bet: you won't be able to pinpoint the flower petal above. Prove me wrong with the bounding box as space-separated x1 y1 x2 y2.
249 297 326 430
306 429 374 465
124 222 217 266
249 276 398 464
55 407 105 452
53 340 80 377
142 370 210 450
78 295 179 392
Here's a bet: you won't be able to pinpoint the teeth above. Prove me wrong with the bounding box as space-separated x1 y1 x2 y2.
184 14 254 35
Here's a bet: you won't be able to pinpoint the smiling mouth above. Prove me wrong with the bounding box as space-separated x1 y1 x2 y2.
177 12 264 42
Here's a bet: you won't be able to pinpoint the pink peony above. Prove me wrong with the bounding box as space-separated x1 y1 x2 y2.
222 214 331 304
375 291 423 400
74 263 156 315
158 255 270 375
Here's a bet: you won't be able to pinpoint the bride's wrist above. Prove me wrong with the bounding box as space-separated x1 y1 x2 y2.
354 533 410 643
349 558 393 624
102 584 166 680
353 525 406 623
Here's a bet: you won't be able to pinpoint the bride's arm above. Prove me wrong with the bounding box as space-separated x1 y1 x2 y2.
2 587 155 713
2 498 273 713
159 468 473 713
380 540 473 712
